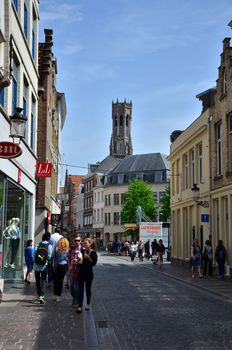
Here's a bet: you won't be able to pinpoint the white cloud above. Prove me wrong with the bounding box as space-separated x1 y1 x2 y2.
40 1 83 24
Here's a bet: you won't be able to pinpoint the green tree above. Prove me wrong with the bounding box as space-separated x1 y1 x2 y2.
121 179 157 225
159 184 170 222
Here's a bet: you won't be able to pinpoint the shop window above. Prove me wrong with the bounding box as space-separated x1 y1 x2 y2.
2 181 25 280
0 174 4 278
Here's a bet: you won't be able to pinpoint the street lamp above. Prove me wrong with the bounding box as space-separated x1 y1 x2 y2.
9 107 27 143
191 184 209 208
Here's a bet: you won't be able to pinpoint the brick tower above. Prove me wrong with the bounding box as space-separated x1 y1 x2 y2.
110 99 133 158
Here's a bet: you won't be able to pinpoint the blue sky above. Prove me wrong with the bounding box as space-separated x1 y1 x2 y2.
39 0 232 176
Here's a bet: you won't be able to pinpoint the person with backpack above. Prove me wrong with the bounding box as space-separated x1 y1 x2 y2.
202 239 213 277
34 232 53 304
47 227 63 288
53 237 70 302
215 240 227 279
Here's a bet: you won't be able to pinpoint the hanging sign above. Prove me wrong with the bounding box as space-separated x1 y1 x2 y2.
0 141 22 159
36 162 52 177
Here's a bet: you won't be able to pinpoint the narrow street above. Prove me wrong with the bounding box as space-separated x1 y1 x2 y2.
91 254 232 350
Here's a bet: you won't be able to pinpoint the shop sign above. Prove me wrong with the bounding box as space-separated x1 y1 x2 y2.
36 162 52 177
51 214 61 226
0 141 22 159
56 193 69 201
18 169 22 184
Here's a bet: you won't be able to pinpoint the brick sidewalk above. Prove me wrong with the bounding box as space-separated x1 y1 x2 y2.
0 282 86 350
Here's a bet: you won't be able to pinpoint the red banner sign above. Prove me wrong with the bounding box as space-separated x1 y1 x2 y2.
0 142 22 159
36 162 52 177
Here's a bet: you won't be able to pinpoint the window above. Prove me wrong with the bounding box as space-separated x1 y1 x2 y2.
153 192 158 202
159 192 165 203
114 115 117 127
114 194 119 205
12 0 18 11
114 212 120 225
30 95 36 149
105 213 107 226
121 193 125 205
32 7 37 59
24 3 28 38
108 194 111 206
155 172 163 183
126 115 129 126
120 115 123 126
216 122 223 176
117 174 124 184
105 195 108 206
23 77 29 135
0 88 4 107
12 58 19 114
183 153 188 190
190 149 195 186
228 115 232 171
197 144 203 183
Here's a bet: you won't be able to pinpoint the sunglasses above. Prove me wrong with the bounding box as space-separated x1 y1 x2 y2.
74 239 81 242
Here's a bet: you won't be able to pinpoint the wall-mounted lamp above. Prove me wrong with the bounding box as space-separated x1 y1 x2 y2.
10 107 27 143
191 184 209 208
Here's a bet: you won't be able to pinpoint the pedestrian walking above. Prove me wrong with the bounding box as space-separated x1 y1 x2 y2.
34 233 53 304
202 239 213 277
156 239 165 268
215 240 227 279
68 236 83 308
144 239 152 260
191 238 203 279
24 239 34 285
138 240 144 262
77 238 98 313
130 241 138 261
47 227 63 288
53 237 70 302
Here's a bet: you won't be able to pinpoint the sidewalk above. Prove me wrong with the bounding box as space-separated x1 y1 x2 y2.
0 281 86 350
112 254 232 302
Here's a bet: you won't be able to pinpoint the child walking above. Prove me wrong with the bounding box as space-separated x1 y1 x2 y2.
24 239 34 284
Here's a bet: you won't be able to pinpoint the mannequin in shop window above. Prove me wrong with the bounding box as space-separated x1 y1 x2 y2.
3 217 21 268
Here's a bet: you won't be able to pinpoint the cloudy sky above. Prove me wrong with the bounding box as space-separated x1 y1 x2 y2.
39 0 232 177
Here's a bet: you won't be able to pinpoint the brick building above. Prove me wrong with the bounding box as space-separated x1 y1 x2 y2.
35 29 66 241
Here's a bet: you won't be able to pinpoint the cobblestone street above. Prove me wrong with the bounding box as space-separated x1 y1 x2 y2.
1 254 232 349
91 254 232 350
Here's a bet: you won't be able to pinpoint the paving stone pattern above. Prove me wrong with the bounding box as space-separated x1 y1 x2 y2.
91 254 232 350
0 283 86 350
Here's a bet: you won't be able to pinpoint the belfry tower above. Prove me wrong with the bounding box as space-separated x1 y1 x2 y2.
110 99 133 158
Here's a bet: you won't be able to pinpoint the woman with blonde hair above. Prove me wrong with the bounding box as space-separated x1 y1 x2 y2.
53 237 70 302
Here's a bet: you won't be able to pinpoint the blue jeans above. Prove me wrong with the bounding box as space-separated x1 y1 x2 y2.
69 280 79 304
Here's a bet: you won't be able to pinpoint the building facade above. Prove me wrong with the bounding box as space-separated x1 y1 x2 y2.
35 29 66 242
0 0 39 285
102 153 170 245
168 34 232 268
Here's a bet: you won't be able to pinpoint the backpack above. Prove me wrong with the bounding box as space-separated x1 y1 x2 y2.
35 242 49 265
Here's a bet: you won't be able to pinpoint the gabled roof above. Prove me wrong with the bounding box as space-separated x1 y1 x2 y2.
94 155 122 174
109 153 169 174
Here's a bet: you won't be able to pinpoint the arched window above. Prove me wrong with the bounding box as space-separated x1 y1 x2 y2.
120 115 123 126
114 115 118 127
126 115 129 126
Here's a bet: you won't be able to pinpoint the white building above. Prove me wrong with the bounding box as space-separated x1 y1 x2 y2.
0 0 39 286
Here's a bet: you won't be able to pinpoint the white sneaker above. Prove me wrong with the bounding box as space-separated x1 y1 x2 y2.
56 296 61 302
